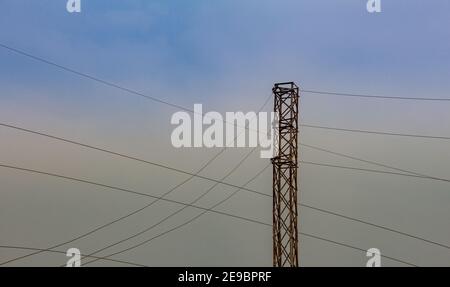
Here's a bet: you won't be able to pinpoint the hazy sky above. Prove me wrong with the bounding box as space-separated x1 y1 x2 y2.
0 0 449 266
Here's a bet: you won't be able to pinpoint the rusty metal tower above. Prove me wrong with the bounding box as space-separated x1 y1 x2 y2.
271 82 299 267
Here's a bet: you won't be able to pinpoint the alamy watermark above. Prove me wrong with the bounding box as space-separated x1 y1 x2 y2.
366 248 382 267
367 0 382 13
66 1 380 14
170 104 277 159
63 245 380 266
66 0 81 13
66 248 82 267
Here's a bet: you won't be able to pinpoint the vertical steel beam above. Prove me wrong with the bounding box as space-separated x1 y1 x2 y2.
271 82 299 267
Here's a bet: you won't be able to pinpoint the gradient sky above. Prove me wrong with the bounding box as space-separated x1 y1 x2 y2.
0 0 450 266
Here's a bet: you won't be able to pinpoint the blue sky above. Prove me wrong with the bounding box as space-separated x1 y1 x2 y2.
1 0 450 121
2 1 450 88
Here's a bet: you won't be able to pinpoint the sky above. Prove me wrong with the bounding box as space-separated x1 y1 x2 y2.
0 0 449 266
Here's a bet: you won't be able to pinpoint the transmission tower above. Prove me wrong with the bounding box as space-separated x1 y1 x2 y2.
271 82 299 267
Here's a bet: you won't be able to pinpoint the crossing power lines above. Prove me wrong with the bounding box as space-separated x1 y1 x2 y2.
1 122 449 266
300 124 450 141
1 42 450 266
0 94 273 266
0 162 418 267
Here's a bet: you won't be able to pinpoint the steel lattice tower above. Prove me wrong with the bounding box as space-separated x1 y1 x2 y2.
271 82 299 267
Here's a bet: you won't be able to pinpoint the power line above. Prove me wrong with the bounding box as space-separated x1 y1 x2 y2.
299 233 417 267
1 41 449 155
0 245 146 267
74 94 272 262
0 162 270 229
3 121 450 190
79 95 274 266
82 160 450 265
0 44 190 112
0 43 269 136
0 94 273 266
80 156 450 265
298 162 450 251
8 39 448 156
301 124 450 140
298 161 450 251
81 161 270 266
82 161 450 266
2 122 450 250
301 161 429 180
3 121 448 191
81 178 417 267
85 215 417 267
300 142 450 183
0 42 431 268
299 202 450 251
0 233 416 267
0 150 228 266
2 43 449 183
1 43 446 186
78 161 415 267
0 122 268 197
0 162 420 267
80 147 259 265
0 199 159 266
1 42 447 105
301 89 450 102
0 155 440 267
2 123 450 256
